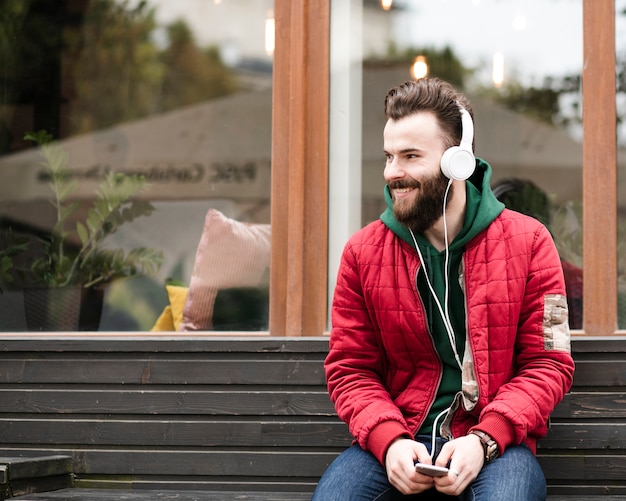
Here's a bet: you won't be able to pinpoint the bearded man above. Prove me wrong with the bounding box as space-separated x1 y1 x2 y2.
311 78 574 501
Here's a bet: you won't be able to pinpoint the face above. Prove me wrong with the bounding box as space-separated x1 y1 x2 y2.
383 111 452 233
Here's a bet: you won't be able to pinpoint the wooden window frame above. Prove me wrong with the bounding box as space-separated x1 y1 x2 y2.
581 0 620 335
270 0 625 337
270 0 330 336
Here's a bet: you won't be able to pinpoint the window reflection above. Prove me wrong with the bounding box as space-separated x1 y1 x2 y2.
331 0 586 327
0 0 272 332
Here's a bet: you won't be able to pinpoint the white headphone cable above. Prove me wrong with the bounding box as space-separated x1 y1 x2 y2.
431 406 451 459
408 226 462 371
408 178 462 371
442 178 454 350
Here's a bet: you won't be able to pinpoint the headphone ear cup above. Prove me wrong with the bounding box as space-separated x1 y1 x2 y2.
440 146 475 181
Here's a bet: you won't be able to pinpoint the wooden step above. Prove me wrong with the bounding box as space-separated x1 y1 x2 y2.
10 488 626 500
0 455 73 500
11 489 309 500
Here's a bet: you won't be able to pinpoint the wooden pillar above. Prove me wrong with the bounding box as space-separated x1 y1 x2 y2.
270 0 330 336
582 0 617 335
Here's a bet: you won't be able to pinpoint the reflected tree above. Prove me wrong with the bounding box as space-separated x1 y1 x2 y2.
0 0 239 144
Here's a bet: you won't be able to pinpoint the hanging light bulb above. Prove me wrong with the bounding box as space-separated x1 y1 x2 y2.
380 0 393 11
492 52 504 88
411 55 429 80
512 12 527 31
265 10 275 56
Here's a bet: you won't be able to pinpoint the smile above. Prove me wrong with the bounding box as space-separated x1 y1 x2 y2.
392 186 417 199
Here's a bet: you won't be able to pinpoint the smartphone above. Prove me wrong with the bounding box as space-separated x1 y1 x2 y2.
414 463 449 477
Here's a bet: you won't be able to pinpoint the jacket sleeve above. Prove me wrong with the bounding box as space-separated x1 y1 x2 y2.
473 223 575 453
325 239 412 464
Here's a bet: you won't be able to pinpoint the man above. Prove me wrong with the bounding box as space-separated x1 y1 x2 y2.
311 78 575 500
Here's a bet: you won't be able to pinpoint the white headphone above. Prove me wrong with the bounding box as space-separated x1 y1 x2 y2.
439 106 475 181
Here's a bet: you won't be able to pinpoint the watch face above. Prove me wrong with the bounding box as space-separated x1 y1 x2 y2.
486 442 498 461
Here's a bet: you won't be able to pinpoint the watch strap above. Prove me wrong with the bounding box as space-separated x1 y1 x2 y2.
470 430 499 462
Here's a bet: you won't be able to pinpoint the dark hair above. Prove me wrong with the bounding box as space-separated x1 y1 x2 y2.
384 78 473 150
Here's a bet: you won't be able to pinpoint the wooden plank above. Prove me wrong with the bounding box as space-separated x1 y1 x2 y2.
0 389 335 416
11 488 626 500
548 495 626 500
0 419 351 448
550 392 626 419
568 360 626 387
0 336 331 354
539 422 626 449
10 474 74 498
0 455 72 480
539 455 626 481
12 489 313 500
582 0 618 335
269 0 291 338
570 337 626 354
78 449 336 477
0 358 326 385
0 450 340 478
301 0 330 338
270 1 330 337
74 479 319 493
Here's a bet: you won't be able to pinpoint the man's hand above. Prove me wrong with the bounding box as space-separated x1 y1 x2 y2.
431 434 485 496
385 438 434 495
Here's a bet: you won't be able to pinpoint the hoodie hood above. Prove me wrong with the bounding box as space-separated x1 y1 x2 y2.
380 157 504 248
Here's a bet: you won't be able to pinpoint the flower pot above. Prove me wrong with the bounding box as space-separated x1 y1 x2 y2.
23 286 104 332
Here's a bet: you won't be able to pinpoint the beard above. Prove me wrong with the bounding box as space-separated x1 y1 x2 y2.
389 171 452 234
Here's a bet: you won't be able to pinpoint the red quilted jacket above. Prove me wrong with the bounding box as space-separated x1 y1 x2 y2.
326 209 575 465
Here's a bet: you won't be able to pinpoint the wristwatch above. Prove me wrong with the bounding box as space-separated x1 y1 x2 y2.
470 430 499 462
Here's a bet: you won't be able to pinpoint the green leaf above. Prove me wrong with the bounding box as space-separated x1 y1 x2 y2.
86 208 103 234
59 201 80 223
76 222 88 246
24 130 53 145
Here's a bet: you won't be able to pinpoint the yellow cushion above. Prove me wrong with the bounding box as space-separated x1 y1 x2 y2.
151 285 189 331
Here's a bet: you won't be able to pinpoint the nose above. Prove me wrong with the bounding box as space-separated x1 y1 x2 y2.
384 156 404 181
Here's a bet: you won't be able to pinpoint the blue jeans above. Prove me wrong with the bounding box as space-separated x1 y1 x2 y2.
311 438 546 501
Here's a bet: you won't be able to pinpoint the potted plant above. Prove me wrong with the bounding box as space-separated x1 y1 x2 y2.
18 130 163 331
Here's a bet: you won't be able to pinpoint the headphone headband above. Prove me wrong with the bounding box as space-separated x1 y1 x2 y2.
459 107 474 150
439 104 476 181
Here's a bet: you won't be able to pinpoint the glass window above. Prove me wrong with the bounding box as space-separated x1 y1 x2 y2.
330 0 584 327
0 0 273 332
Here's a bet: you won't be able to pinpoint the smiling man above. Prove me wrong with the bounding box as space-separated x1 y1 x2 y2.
311 78 575 501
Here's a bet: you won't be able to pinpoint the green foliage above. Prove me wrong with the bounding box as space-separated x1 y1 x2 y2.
0 229 29 293
159 20 238 112
481 75 581 127
23 131 163 288
65 0 237 135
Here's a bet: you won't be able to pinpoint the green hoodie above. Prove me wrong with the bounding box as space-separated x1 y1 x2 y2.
380 158 504 436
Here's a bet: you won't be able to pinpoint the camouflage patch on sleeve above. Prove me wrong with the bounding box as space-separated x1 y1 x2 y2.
543 294 571 352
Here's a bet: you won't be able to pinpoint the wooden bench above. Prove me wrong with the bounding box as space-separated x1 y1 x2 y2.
0 335 623 499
